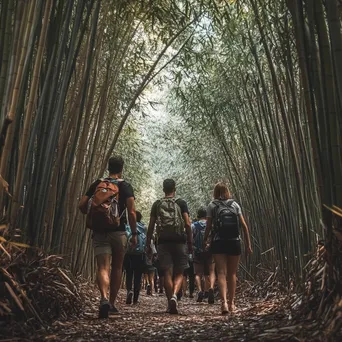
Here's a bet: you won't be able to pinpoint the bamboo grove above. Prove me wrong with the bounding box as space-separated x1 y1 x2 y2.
0 0 200 275
165 0 342 294
0 0 341 306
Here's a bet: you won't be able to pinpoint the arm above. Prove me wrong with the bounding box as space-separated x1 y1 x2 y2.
78 196 89 214
203 217 212 244
240 215 252 254
183 212 193 252
126 197 137 234
146 216 156 248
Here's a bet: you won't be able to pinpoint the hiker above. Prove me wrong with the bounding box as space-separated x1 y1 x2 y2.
177 253 195 300
124 211 146 305
145 237 157 296
203 182 252 315
154 253 165 294
192 207 215 304
146 179 193 314
78 156 137 318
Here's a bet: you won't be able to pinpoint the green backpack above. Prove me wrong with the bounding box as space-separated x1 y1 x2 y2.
156 198 185 240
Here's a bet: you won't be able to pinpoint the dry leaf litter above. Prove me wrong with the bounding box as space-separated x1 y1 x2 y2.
0 245 341 341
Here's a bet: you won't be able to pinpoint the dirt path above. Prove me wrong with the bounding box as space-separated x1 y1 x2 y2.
42 289 316 342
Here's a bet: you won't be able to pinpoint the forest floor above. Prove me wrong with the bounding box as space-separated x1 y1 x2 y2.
36 286 327 342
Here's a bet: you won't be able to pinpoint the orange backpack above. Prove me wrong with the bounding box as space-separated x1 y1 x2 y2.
86 179 121 231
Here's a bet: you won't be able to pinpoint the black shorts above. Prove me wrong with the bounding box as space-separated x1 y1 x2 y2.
183 262 194 276
211 240 241 256
154 259 165 277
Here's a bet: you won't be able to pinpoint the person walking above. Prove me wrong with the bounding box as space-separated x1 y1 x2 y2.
203 182 252 315
146 179 193 314
145 237 157 296
192 207 216 304
78 156 137 318
124 211 146 305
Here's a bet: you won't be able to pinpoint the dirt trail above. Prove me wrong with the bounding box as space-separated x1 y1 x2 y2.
42 289 313 342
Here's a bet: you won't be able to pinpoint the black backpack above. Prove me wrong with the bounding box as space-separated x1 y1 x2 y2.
213 200 240 240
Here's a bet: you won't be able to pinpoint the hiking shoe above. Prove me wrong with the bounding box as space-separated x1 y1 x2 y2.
177 291 182 301
146 284 152 295
197 291 204 303
208 288 215 304
169 295 178 314
126 291 133 305
204 291 209 299
98 298 110 319
109 305 119 315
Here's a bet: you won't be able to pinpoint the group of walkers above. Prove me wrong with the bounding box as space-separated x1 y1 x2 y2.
79 156 252 318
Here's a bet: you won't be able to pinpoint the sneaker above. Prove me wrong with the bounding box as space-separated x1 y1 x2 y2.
177 291 182 301
197 291 204 303
109 305 119 315
208 288 215 304
98 298 110 319
126 291 133 305
146 284 152 295
169 295 178 314
204 291 209 299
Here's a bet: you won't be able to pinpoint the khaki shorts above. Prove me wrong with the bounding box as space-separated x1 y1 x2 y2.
194 252 214 276
92 231 128 257
157 243 188 274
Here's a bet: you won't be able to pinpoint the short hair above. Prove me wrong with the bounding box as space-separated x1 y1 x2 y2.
136 211 142 222
197 207 207 219
163 179 176 194
108 156 124 174
213 182 230 200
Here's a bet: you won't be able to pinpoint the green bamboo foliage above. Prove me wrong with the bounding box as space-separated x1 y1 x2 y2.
0 0 200 277
0 0 340 291
166 0 340 288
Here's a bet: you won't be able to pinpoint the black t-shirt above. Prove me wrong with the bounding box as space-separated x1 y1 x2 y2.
85 178 134 231
150 198 189 244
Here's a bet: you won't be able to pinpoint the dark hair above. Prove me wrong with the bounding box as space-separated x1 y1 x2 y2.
108 156 124 174
136 211 142 222
197 207 207 219
163 179 176 195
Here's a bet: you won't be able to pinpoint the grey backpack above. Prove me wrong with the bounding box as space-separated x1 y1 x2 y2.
156 198 185 239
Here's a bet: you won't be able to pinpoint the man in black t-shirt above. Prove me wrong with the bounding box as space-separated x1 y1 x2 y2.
146 179 193 314
78 156 137 318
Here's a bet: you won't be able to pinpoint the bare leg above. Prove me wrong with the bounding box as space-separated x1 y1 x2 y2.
214 254 228 304
164 269 173 300
204 276 210 292
226 255 240 311
109 250 125 306
96 254 111 299
195 274 202 292
208 262 216 289
148 271 155 295
172 272 184 296
182 275 187 296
